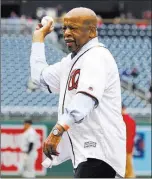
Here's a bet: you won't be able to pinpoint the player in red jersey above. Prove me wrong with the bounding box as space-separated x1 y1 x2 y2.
122 104 136 178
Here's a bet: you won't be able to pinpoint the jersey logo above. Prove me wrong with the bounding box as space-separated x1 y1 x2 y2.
84 141 97 148
68 69 80 91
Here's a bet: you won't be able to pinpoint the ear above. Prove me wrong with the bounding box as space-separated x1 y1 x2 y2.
89 27 96 38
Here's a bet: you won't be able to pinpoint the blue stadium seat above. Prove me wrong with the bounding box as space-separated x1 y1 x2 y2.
1 24 151 108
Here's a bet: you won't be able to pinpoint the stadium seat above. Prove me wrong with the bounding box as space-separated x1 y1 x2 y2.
1 24 151 108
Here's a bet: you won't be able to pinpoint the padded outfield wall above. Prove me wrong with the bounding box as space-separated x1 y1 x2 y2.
0 117 151 177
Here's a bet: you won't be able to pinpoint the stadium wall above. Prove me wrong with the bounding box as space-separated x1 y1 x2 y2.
0 117 151 177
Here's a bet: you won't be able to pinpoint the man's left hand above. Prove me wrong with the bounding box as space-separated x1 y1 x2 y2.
43 124 65 160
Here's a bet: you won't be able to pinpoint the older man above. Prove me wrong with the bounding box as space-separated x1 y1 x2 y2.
30 7 126 178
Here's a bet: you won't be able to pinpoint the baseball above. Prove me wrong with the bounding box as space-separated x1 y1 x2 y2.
41 16 54 30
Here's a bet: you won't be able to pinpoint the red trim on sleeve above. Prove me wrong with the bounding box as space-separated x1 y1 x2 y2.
62 124 70 131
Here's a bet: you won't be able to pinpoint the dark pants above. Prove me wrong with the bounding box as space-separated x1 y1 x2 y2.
74 158 116 178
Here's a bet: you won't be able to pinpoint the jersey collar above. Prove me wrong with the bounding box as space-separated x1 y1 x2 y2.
70 37 99 61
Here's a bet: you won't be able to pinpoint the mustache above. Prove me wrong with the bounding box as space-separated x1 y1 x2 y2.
64 38 75 43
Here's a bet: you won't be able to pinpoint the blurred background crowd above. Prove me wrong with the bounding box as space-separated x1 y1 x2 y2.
1 0 151 178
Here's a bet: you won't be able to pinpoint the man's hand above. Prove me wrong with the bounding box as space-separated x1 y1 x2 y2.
43 124 65 160
32 20 54 43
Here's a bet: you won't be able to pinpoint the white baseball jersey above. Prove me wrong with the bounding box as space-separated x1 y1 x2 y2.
20 126 39 177
22 126 38 154
30 37 126 177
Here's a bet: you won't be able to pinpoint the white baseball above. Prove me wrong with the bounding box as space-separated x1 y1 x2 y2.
41 16 54 30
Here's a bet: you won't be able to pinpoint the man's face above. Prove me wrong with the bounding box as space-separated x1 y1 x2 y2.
63 16 91 53
23 123 30 131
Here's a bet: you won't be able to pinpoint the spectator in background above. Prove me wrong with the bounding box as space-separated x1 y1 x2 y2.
113 17 121 24
56 4 65 17
97 15 103 28
122 104 136 178
136 11 151 29
126 12 135 20
143 10 152 20
10 11 19 19
132 83 136 92
130 68 139 78
121 68 130 77
120 13 126 20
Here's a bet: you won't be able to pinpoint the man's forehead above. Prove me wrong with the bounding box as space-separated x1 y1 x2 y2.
63 15 84 25
63 8 97 27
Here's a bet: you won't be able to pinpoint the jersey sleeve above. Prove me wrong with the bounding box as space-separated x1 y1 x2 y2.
41 62 61 93
30 42 62 94
58 93 95 129
76 48 108 105
28 131 37 144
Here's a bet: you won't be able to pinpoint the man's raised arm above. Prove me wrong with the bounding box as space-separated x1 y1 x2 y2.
30 21 61 93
